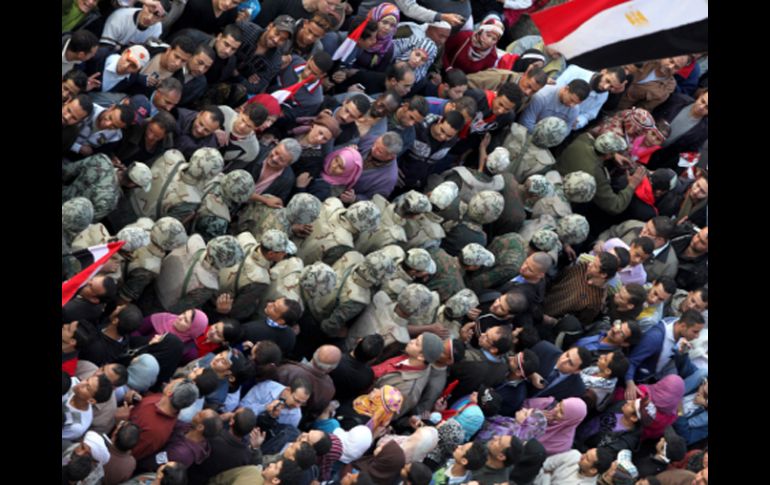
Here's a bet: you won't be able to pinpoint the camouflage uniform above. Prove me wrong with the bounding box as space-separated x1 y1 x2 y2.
398 190 445 251
489 171 527 239
431 289 480 339
502 117 569 183
193 169 255 242
441 190 504 257
300 262 340 322
557 214 590 246
154 234 243 313
425 247 467 303
297 198 381 266
562 170 597 204
518 216 562 263
466 232 528 293
62 198 95 280
130 148 224 224
529 172 573 221
62 153 120 221
233 192 322 245
461 243 495 268
263 256 305 314
382 248 436 300
354 194 407 255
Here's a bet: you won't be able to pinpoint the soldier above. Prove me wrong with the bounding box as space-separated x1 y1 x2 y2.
63 198 95 280
296 198 382 266
216 229 296 322
72 224 150 282
233 192 322 244
441 190 504 257
398 189 445 250
153 234 244 314
528 170 597 222
298 261 338 327
502 116 570 183
354 194 408 255
382 248 437 301
459 243 496 289
119 217 188 306
129 147 224 225
435 289 480 339
262 255 305 316
192 169 256 241
467 231 529 293
557 213 591 251
347 283 435 350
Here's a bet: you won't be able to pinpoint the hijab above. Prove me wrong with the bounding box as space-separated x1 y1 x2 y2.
354 440 406 485
367 4 400 57
401 426 439 462
393 36 438 82
150 310 208 342
353 385 403 432
334 425 373 464
127 354 160 393
468 15 504 62
321 146 364 190
523 397 587 455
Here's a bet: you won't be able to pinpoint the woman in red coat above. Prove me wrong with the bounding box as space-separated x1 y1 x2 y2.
443 15 504 75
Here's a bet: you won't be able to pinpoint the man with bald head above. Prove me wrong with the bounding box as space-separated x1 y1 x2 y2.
498 251 553 300
140 408 222 470
276 345 342 421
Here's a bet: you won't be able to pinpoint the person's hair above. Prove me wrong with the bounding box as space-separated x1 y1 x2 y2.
567 79 591 101
277 459 304 484
381 131 404 155
222 23 244 42
497 82 524 108
612 247 630 268
445 69 468 87
243 102 269 126
232 408 257 437
526 66 549 87
361 20 379 40
93 374 114 403
158 76 184 95
116 303 143 336
443 110 465 131
310 12 337 31
504 290 530 315
113 422 141 451
313 432 333 456
354 334 385 362
74 94 94 116
382 88 403 107
502 435 523 466
290 376 312 395
230 352 256 386
514 49 546 73
654 276 677 296
200 105 225 126
194 42 216 62
452 96 478 116
451 338 466 364
406 95 429 116
625 320 642 347
63 69 88 91
645 479 663 485
477 386 502 416
220 317 242 343
651 216 675 240
194 367 220 396
595 447 615 474
464 440 488 470
170 35 197 55
280 299 303 325
604 66 628 84
606 351 629 380
490 328 512 355
518 324 540 350
294 442 318 470
279 138 303 162
520 349 540 377
311 51 334 73
625 284 647 307
406 462 433 485
695 286 708 304
252 340 282 382
201 412 223 439
680 309 706 326
531 252 553 273
72 321 95 350
386 62 414 82
69 29 99 53
576 346 593 370
113 104 137 127
160 462 188 485
110 363 129 387
64 454 95 482
597 252 619 279
631 237 655 255
347 94 372 115
156 0 172 12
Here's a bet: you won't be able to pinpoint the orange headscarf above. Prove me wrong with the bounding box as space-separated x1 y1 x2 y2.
353 385 403 431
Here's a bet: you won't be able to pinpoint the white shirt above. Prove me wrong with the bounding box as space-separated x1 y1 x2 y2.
655 320 678 374
555 64 609 130
102 54 131 92
652 241 670 258
101 8 163 48
534 450 598 485
62 38 80 77
62 377 95 441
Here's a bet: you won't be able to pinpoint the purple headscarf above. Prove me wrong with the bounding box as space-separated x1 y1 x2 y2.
367 3 400 57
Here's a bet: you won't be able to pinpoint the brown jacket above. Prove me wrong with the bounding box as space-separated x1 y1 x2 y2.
618 61 677 111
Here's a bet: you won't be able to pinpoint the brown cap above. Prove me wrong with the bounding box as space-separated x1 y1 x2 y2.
312 111 341 138
272 15 296 38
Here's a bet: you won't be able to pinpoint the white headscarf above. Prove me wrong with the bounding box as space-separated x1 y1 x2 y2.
83 431 110 465
333 425 373 464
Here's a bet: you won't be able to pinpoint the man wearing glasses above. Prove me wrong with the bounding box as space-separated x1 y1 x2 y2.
239 376 312 428
101 0 172 50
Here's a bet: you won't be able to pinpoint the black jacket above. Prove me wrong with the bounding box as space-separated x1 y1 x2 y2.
648 93 708 171
526 340 587 400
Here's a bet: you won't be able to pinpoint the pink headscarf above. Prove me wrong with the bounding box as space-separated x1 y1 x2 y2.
150 310 208 342
321 146 363 190
523 397 587 455
639 374 685 441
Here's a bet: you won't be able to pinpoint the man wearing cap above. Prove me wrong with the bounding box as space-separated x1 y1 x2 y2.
441 191 504 257
381 246 437 300
62 431 113 484
63 153 122 221
216 230 295 321
234 192 321 245
423 246 470 303
80 44 150 104
62 197 94 280
192 170 256 241
101 0 171 50
372 332 445 418
467 233 527 292
235 15 294 95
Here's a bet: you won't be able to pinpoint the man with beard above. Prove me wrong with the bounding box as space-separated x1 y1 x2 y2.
235 14 294 94
618 56 690 111
321 94 371 149
175 106 225 158
555 66 629 130
346 89 402 154
605 283 647 322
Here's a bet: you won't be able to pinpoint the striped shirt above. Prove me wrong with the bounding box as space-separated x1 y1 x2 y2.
318 433 343 481
543 261 608 325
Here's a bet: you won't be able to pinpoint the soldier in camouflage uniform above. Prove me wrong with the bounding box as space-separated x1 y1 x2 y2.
130 147 224 225
217 229 296 322
262 256 305 316
193 169 255 242
296 198 382 266
399 189 446 250
62 197 95 280
153 234 243 314
72 224 150 282
557 213 591 246
441 190 504 257
502 116 570 183
121 217 188 306
354 194 408 255
459 243 496 289
381 248 436 300
233 192 322 244
430 288 480 339
466 231 529 293
62 154 133 221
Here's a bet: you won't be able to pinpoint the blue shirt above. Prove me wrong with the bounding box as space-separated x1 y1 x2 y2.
574 332 620 353
239 380 302 427
425 96 449 117
555 65 610 130
518 84 580 132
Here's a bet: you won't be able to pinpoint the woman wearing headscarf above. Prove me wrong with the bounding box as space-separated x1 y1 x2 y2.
392 36 439 87
590 107 658 148
355 4 400 72
299 146 364 202
352 440 406 485
443 15 505 74
424 418 466 470
440 386 503 441
332 425 375 482
378 426 439 463
133 309 209 344
291 111 342 181
353 386 404 433
520 396 588 456
648 90 708 171
638 374 686 442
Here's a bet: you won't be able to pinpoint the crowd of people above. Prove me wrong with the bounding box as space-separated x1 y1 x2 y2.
61 0 709 484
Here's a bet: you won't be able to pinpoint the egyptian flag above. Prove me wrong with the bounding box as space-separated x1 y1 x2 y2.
270 74 318 104
62 241 124 306
531 0 708 71
332 11 373 62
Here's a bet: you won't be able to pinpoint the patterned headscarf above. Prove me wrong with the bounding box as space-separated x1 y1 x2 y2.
393 36 438 82
353 385 403 431
367 3 400 58
622 107 657 139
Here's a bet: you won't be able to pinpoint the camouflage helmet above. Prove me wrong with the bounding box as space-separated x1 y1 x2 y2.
525 175 555 199
405 248 437 275
345 201 381 234
594 132 628 154
396 283 434 317
206 235 245 269
531 117 570 148
461 243 496 268
445 289 480 320
300 262 337 299
562 171 597 203
150 217 188 251
429 181 459 210
221 170 255 205
286 193 322 225
557 214 590 245
467 190 504 224
116 226 151 252
394 190 432 215
62 197 94 234
130 217 155 233
486 147 511 174
357 249 397 285
187 148 224 180
260 229 297 255
530 228 561 252
127 162 153 192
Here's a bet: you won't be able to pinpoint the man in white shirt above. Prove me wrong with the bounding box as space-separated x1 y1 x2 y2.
62 374 114 441
101 0 171 49
534 447 614 485
555 65 628 130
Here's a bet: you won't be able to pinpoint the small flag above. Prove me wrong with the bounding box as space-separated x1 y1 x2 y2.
270 75 318 104
332 11 373 62
62 241 125 306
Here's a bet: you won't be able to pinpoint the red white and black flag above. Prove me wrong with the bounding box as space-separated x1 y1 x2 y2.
531 0 708 71
62 241 124 306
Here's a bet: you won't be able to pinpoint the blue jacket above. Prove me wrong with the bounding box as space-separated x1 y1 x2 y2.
625 320 665 382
